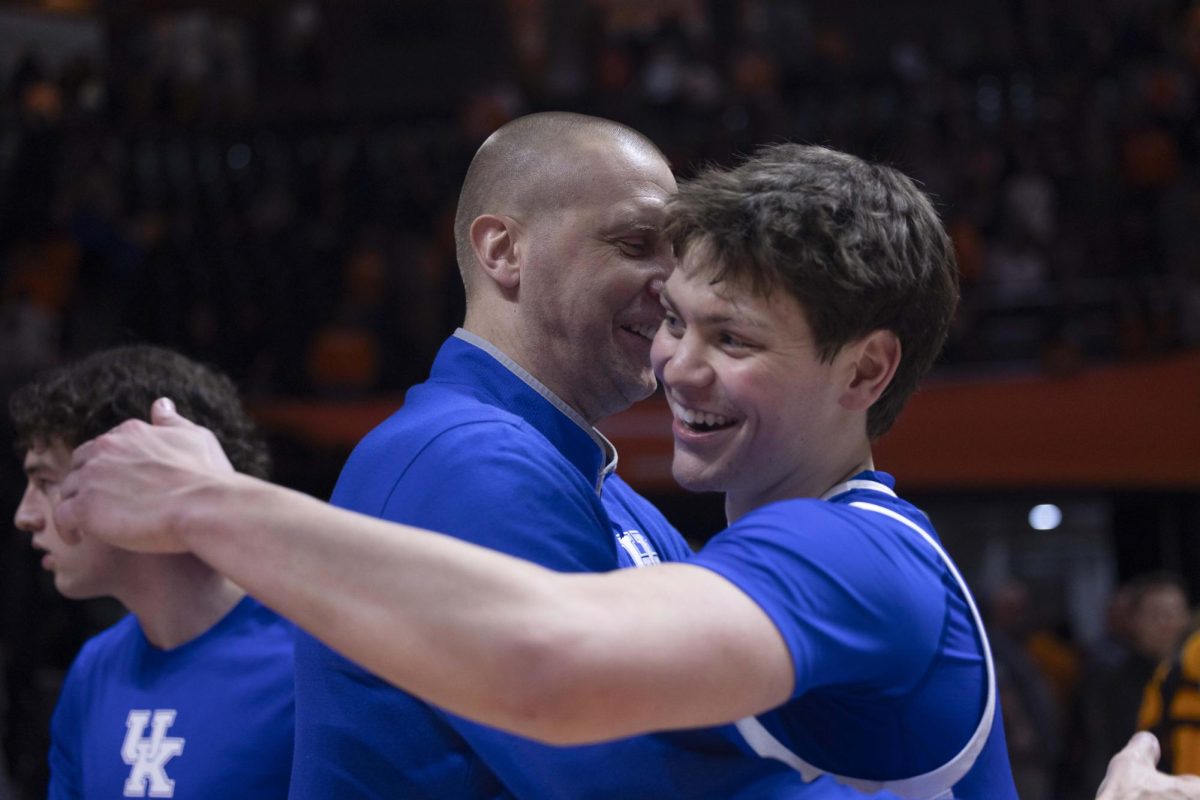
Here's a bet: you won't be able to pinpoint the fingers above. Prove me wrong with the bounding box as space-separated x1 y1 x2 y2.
69 437 99 471
54 494 83 546
151 396 199 428
70 418 155 470
1124 731 1162 767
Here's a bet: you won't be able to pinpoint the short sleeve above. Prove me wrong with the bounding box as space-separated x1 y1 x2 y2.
689 500 946 698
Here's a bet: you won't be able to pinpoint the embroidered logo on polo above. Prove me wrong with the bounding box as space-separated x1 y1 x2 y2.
121 709 185 797
616 530 661 567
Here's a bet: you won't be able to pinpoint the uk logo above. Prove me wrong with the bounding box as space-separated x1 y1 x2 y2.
616 530 661 567
121 709 185 798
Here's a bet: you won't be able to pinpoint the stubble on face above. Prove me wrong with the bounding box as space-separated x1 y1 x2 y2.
515 138 677 422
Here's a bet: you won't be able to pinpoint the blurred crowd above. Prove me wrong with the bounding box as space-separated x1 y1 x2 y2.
1 0 1200 401
986 572 1198 800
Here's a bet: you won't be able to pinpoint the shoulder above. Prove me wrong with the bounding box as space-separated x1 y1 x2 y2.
723 497 944 581
66 614 139 676
343 388 533 474
693 498 952 680
398 419 595 508
336 419 614 570
54 615 138 724
347 395 574 486
335 406 593 522
226 598 297 651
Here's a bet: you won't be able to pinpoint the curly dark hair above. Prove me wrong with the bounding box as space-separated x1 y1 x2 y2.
664 143 960 439
10 345 270 478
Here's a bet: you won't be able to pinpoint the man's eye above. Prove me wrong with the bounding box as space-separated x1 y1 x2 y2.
617 239 651 256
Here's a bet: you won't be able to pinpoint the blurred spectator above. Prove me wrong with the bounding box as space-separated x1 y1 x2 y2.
1138 618 1200 775
1080 573 1191 795
4 0 1200 386
986 579 1068 800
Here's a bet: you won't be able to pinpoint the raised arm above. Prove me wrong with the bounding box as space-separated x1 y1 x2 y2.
56 400 793 744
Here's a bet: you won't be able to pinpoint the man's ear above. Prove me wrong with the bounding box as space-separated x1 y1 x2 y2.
470 214 521 291
839 330 901 412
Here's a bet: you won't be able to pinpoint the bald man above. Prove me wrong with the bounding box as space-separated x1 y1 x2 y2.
288 113 825 799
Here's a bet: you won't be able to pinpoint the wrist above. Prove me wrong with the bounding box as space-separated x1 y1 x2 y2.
170 471 249 552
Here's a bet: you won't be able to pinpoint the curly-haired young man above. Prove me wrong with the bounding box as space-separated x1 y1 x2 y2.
11 345 293 800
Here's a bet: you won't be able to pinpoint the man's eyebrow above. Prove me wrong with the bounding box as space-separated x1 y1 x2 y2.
603 218 661 236
604 201 667 231
660 289 771 329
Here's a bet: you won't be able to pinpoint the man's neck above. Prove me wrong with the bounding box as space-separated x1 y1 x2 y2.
457 324 611 424
120 555 246 650
724 449 876 523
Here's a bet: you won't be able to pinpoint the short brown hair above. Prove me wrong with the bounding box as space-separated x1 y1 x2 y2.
665 144 959 438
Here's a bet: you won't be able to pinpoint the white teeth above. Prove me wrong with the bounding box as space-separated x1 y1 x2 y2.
667 398 733 429
623 323 659 340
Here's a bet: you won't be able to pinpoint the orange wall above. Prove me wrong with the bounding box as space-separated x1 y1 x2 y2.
600 349 1200 492
253 350 1200 493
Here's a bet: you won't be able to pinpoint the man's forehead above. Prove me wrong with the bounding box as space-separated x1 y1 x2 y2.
601 196 668 228
665 260 784 325
23 440 72 472
563 138 673 197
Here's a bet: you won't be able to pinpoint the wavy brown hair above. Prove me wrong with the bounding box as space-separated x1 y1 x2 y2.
665 144 959 439
10 345 270 478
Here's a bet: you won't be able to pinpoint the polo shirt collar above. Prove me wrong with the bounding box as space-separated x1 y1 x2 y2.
437 329 617 494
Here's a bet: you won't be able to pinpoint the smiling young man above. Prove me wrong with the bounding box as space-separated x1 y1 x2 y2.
645 146 1012 796
11 346 294 799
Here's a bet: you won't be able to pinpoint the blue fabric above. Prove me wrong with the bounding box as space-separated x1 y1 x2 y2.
48 597 295 799
289 334 858 800
691 472 1018 799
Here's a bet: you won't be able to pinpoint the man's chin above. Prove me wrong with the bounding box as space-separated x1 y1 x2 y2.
671 463 722 495
55 578 99 601
615 370 657 406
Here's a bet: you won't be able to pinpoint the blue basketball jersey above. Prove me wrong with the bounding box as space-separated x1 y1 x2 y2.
691 473 1018 799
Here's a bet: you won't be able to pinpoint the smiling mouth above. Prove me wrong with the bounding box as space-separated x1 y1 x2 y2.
620 323 659 342
667 398 737 433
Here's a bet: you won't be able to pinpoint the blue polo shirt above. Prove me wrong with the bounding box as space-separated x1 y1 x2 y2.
289 331 874 799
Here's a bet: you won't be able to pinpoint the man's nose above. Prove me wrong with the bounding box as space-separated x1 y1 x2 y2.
13 485 43 534
661 335 714 389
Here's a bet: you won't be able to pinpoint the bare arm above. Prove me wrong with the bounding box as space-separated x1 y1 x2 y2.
56 400 793 744
1095 733 1200 800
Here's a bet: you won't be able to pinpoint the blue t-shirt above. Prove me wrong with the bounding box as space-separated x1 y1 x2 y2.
290 331 865 800
49 596 295 799
692 473 1018 799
